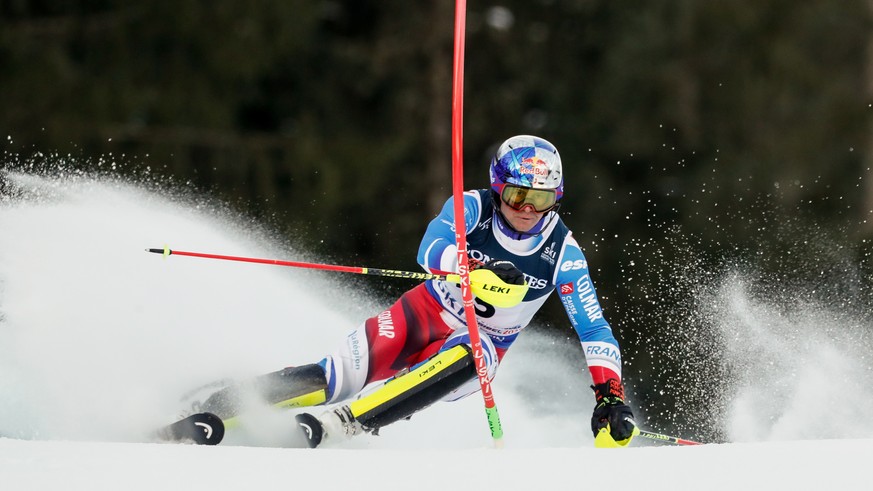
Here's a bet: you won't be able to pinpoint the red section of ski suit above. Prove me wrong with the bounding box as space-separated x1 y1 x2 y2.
362 283 461 385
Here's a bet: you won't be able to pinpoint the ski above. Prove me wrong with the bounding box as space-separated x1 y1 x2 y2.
155 412 225 445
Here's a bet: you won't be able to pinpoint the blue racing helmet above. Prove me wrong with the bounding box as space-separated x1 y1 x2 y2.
489 135 564 212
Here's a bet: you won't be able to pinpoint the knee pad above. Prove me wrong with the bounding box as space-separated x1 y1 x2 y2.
439 328 499 402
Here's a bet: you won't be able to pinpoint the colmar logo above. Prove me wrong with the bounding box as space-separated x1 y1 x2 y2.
377 310 395 338
560 282 574 295
576 275 604 322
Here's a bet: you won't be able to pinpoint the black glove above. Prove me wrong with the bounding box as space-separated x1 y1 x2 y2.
591 379 636 442
477 259 525 286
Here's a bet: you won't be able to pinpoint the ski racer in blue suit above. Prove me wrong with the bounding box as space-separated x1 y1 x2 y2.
198 135 637 448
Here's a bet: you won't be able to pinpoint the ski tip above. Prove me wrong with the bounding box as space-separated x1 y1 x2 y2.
191 412 225 445
295 413 324 449
156 412 225 445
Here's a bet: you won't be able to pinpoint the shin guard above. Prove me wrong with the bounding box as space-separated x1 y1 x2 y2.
347 344 476 431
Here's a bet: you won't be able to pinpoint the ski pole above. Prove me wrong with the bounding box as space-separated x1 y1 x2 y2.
145 247 528 308
146 247 454 282
638 429 703 446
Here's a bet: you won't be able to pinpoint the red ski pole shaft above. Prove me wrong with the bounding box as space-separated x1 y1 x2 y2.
146 247 455 282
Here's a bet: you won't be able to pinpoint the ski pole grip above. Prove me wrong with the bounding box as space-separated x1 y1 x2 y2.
146 247 172 257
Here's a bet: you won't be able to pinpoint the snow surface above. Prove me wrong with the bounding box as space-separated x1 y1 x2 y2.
1 169 871 490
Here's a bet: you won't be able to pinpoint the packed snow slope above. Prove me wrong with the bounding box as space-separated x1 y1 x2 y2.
1 168 872 489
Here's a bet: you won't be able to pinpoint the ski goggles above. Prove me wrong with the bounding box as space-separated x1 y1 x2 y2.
499 184 557 212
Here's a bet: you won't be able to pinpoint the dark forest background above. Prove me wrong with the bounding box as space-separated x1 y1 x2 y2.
4 1 873 441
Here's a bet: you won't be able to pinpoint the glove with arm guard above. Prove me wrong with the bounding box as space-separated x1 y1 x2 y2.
472 259 526 286
591 378 637 447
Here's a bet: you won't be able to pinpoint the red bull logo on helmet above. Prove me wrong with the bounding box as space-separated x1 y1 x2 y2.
519 157 551 177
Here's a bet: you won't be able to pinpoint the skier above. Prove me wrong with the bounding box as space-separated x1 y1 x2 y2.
195 135 637 448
